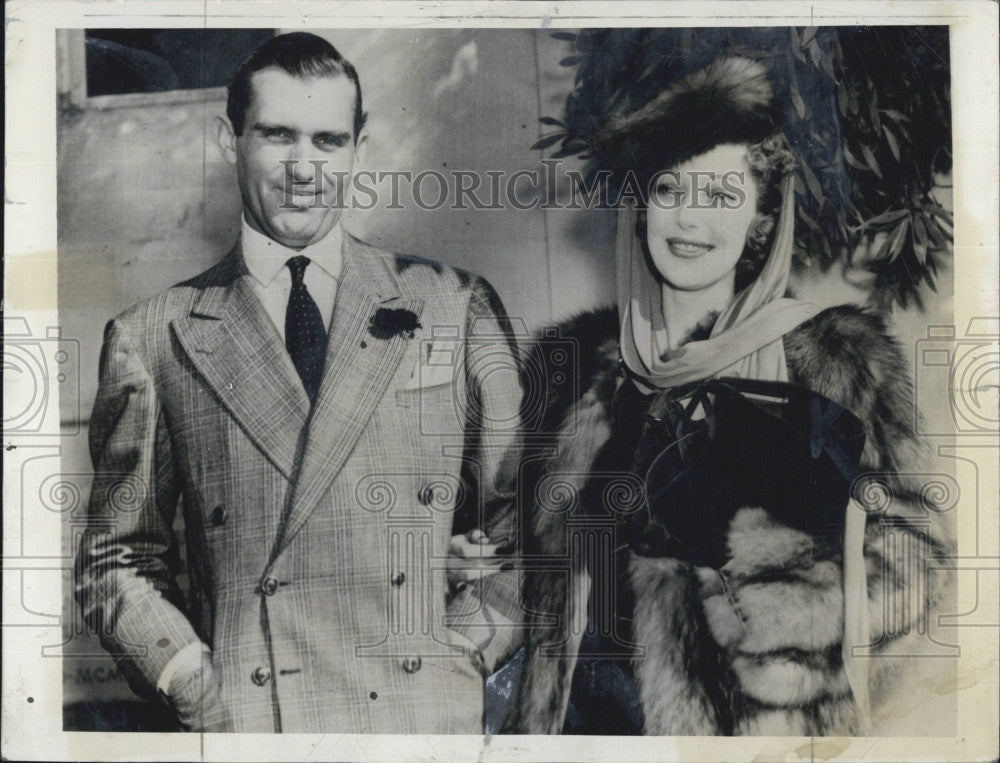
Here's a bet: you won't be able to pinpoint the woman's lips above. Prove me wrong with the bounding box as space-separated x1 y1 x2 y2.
666 238 714 258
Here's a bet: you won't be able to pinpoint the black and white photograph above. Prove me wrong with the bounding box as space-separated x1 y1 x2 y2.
3 2 998 761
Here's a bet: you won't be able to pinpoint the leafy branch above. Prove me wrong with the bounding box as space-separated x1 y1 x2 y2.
534 27 953 312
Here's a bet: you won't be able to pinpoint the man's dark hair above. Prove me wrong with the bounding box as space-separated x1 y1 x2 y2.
227 32 367 141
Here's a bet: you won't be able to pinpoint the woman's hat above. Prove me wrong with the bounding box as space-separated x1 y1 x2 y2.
595 56 781 184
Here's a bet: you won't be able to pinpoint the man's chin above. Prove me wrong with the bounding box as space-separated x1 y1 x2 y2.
268 214 338 248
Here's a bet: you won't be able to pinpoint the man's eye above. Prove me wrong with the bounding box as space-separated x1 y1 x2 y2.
263 129 292 142
654 185 682 199
315 135 347 149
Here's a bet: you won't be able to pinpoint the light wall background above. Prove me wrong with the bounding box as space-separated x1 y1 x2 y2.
55 28 953 711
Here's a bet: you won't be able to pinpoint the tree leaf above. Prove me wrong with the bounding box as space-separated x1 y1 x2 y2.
790 27 807 63
550 32 578 42
800 159 825 206
860 143 882 179
847 84 860 116
808 40 824 70
883 125 901 162
880 108 910 124
820 231 833 260
843 145 868 171
538 116 565 127
888 218 910 261
913 212 929 244
873 230 893 262
799 206 821 232
858 208 909 231
922 203 954 226
801 26 818 46
559 56 581 67
790 74 807 120
530 133 564 151
867 87 881 134
837 84 849 117
924 215 953 248
912 214 928 264
818 42 837 78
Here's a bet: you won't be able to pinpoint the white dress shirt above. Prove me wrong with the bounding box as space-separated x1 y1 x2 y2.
240 216 343 340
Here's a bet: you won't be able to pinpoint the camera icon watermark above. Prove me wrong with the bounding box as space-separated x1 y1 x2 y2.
2 316 81 435
914 318 1000 436
521 326 581 438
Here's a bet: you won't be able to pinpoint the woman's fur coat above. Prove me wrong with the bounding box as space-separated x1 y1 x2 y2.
506 304 953 735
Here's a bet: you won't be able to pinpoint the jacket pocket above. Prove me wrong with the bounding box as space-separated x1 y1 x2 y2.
394 380 457 409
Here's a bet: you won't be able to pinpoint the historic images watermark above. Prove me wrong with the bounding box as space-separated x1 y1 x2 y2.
277 160 753 212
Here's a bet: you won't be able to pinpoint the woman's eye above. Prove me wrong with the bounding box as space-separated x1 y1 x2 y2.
654 185 682 201
711 189 738 204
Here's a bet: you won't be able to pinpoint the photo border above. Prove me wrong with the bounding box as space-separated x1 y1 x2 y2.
4 2 998 760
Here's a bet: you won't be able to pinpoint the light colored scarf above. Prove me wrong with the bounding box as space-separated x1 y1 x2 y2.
615 172 871 719
617 175 819 388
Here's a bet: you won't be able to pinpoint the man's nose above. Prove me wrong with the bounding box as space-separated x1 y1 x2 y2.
286 142 323 183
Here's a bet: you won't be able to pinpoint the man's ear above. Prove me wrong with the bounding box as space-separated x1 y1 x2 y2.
352 128 369 167
215 115 238 165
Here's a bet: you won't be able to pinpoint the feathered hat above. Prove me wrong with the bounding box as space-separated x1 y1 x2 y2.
594 56 782 186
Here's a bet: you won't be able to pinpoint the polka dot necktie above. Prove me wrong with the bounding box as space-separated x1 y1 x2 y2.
284 256 327 401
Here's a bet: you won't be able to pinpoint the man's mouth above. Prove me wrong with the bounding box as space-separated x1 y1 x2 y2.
666 238 713 258
279 185 323 207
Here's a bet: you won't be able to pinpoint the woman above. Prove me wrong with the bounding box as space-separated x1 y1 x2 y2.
506 57 952 735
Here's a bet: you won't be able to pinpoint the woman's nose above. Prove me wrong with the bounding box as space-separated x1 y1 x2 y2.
674 196 698 229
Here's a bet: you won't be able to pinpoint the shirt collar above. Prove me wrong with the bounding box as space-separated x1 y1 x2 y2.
240 215 344 286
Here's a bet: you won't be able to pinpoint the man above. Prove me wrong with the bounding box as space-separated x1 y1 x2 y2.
76 32 523 733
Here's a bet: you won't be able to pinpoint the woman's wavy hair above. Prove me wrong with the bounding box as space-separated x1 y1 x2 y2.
736 132 797 289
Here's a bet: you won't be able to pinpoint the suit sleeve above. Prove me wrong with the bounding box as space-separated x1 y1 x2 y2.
75 317 204 695
445 277 525 673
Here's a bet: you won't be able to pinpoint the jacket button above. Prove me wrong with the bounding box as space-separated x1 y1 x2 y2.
417 486 434 506
391 571 406 587
251 666 272 686
211 506 227 526
401 656 422 674
260 576 279 596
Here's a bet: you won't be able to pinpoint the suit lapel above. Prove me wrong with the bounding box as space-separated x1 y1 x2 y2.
172 248 310 481
271 237 423 561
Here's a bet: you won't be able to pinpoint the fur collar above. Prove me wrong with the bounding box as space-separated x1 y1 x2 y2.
529 303 926 485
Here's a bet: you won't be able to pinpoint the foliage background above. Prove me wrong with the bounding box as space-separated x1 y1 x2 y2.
535 27 953 312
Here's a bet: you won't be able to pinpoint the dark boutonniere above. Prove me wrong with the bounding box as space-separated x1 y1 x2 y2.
369 307 422 340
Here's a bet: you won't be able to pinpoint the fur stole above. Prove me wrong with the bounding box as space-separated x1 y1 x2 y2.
507 305 953 735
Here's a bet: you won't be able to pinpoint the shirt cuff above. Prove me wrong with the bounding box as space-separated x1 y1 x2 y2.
156 641 211 699
447 580 522 674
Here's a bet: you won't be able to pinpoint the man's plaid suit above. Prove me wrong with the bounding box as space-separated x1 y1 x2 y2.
76 235 524 732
